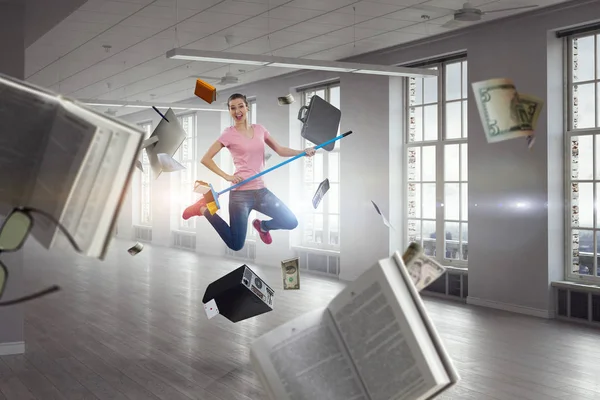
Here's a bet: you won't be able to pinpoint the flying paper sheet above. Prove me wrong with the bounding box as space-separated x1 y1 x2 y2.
142 136 158 149
204 298 220 319
128 242 144 256
135 160 143 172
472 78 543 145
312 178 330 209
371 200 394 230
401 242 446 291
157 153 185 172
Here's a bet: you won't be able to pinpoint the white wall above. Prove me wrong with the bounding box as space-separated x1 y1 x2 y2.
116 0 600 317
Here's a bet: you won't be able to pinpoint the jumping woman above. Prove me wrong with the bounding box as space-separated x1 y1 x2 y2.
182 93 315 251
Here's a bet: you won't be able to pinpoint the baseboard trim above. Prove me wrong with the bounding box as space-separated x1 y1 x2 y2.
0 341 25 355
467 296 555 319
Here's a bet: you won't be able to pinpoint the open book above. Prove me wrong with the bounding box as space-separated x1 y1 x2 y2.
250 251 459 400
0 73 144 259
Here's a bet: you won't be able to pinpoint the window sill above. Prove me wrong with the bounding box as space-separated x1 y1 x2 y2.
172 229 196 235
292 245 340 256
551 280 600 294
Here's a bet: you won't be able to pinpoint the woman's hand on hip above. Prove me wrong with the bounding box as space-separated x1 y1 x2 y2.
304 147 316 157
227 174 244 184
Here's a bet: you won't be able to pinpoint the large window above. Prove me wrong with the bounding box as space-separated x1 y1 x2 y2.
174 113 197 231
566 31 600 281
300 83 341 250
138 121 153 226
406 59 468 268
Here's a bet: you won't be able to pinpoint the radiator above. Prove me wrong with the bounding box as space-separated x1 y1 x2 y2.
133 225 152 242
225 241 256 260
172 231 196 251
295 249 340 277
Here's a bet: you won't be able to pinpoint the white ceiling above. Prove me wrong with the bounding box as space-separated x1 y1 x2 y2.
25 0 569 116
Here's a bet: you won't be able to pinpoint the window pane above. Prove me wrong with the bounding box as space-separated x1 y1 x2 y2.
423 75 437 104
598 34 600 78
597 184 600 229
571 135 593 180
445 101 462 139
444 221 460 260
303 156 313 183
304 213 314 242
461 100 468 138
408 183 420 218
329 152 339 182
576 182 593 228
407 219 420 244
460 143 468 181
407 147 421 182
444 183 460 221
422 146 435 182
410 106 423 142
571 229 580 273
572 36 595 83
314 214 324 243
461 222 468 260
578 230 593 275
597 234 600 276
422 219 436 257
422 183 436 219
445 62 462 101
423 105 438 141
572 83 596 129
330 86 340 109
410 77 423 106
461 61 468 98
329 183 339 214
329 214 339 245
444 144 460 181
461 183 468 222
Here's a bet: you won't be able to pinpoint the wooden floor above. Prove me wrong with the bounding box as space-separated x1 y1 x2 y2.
1 239 599 400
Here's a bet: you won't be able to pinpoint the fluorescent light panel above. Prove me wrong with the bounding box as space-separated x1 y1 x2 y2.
166 48 438 78
78 99 227 112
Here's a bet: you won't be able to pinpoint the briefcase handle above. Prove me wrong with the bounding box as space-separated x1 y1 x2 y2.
297 105 309 123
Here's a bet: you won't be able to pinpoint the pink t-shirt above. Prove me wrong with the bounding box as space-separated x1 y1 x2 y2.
218 124 270 191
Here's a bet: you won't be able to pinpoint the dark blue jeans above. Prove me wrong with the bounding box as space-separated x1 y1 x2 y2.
204 188 298 251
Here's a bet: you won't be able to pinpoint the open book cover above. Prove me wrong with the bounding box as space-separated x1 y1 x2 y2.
250 250 459 400
0 72 144 259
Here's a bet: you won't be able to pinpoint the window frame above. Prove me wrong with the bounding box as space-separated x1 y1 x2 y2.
174 112 198 232
404 58 469 269
137 120 153 227
564 31 600 283
299 82 341 251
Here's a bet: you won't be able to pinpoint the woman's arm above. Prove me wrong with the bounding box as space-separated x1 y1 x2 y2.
201 141 232 180
265 136 315 157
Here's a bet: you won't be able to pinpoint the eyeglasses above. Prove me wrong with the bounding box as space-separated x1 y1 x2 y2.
0 206 81 306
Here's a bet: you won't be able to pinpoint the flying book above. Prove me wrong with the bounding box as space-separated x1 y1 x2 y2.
194 78 217 104
0 72 144 260
250 250 458 400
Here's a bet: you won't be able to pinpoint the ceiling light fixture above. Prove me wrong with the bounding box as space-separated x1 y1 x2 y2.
78 99 228 112
166 48 437 78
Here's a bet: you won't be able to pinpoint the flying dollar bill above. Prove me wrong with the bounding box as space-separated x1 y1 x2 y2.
401 242 446 292
472 78 544 144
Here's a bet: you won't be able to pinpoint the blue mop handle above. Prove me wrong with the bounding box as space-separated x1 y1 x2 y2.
218 130 352 195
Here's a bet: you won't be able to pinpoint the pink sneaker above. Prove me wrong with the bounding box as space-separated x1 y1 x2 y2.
253 219 272 244
182 198 207 220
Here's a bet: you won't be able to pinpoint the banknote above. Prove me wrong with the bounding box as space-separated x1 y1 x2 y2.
278 94 295 105
472 78 542 143
519 93 544 151
401 242 446 291
128 242 144 256
281 257 300 290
